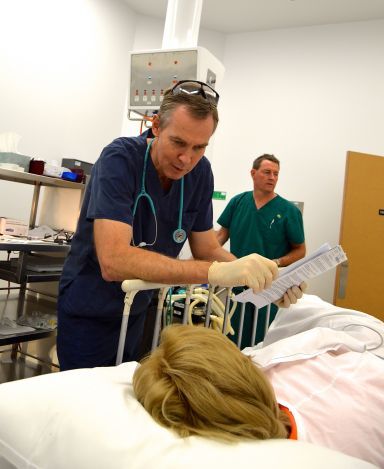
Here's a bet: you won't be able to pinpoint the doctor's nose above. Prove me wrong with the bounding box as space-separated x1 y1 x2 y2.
178 151 193 165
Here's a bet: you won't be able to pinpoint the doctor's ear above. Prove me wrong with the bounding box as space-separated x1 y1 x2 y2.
151 114 160 136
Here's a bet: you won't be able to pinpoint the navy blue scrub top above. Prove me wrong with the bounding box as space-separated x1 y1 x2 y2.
59 132 214 318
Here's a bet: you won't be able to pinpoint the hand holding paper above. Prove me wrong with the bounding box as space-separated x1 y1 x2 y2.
234 244 347 308
208 253 278 293
274 281 307 308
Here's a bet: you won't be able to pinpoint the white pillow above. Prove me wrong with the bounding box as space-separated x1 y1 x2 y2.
0 362 376 469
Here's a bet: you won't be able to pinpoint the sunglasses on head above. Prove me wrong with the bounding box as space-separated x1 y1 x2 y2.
171 80 220 104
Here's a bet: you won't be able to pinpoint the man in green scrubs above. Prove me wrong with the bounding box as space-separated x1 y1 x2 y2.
216 154 306 347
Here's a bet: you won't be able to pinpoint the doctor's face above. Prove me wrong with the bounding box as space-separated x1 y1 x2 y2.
151 105 215 183
251 160 280 194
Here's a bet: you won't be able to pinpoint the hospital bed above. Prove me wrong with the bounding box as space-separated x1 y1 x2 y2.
117 279 274 364
117 279 384 360
0 283 382 469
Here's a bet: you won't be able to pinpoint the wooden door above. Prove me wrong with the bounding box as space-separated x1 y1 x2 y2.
334 151 384 320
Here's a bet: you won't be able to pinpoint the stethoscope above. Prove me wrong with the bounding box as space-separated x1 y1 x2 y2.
132 138 186 248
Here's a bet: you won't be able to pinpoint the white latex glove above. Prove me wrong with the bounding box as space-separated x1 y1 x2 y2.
274 281 307 308
208 254 278 293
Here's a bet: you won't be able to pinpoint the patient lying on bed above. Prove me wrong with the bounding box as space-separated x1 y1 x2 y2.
0 295 381 469
133 321 384 467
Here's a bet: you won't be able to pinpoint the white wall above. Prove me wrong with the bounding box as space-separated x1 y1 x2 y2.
0 0 137 227
0 0 136 163
211 19 384 301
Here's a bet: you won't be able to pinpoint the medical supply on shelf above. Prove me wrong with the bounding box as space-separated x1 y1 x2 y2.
17 311 57 330
43 160 62 178
0 318 35 336
28 158 45 175
61 158 93 178
0 217 29 237
61 171 77 182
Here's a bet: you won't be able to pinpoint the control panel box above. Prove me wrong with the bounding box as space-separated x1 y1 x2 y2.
128 47 225 117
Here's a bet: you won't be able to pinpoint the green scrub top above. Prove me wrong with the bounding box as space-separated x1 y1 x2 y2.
217 191 305 348
217 192 304 260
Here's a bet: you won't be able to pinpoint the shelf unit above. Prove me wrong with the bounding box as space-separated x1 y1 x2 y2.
0 168 84 347
0 290 57 346
0 242 71 284
0 167 83 227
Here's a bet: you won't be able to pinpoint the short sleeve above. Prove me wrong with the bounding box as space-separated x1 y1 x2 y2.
286 206 305 245
217 195 238 229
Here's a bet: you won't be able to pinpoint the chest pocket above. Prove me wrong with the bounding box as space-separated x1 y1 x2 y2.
267 217 289 252
160 208 198 234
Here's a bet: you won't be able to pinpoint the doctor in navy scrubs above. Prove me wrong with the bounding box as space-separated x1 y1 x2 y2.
57 80 302 371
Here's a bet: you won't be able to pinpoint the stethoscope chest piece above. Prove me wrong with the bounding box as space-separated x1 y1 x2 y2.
173 228 186 244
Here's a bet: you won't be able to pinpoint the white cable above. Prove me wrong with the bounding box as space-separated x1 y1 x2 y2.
168 288 237 335
342 323 383 351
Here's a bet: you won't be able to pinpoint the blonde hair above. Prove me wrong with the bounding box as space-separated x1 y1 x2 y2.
133 324 289 442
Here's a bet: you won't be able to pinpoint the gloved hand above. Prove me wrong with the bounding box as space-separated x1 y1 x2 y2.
274 281 307 308
208 254 278 293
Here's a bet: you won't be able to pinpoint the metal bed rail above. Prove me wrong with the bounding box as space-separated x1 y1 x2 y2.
117 279 272 365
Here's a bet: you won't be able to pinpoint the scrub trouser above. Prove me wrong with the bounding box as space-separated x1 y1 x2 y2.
57 294 150 371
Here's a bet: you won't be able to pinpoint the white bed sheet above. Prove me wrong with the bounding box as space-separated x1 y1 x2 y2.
243 327 384 466
0 361 376 469
263 294 384 358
